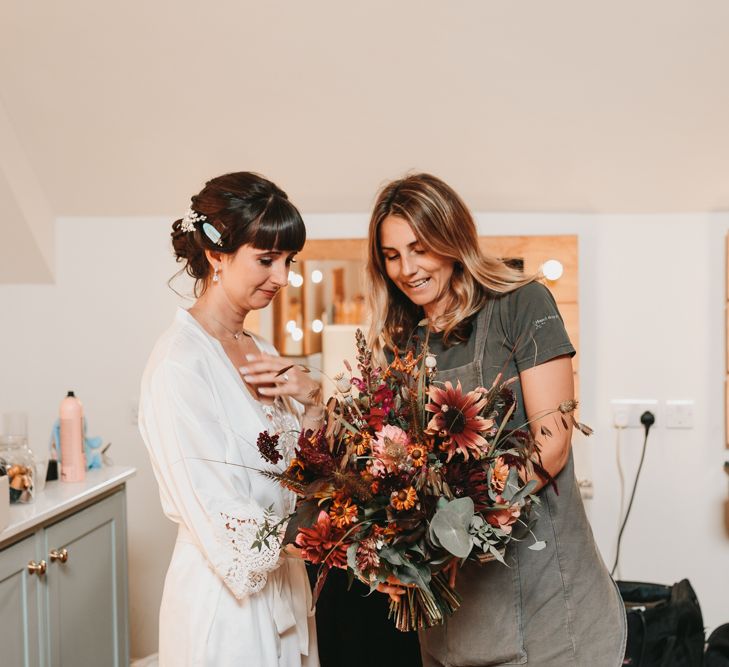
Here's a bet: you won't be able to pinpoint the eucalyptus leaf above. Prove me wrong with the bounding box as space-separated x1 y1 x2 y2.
508 479 538 506
429 497 475 558
528 540 547 551
502 466 520 501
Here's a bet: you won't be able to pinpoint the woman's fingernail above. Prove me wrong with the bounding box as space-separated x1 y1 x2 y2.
245 353 257 361
243 375 253 382
239 366 248 373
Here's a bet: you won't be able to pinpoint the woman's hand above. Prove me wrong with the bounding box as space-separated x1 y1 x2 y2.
239 353 322 407
281 544 304 559
444 559 459 588
375 575 413 603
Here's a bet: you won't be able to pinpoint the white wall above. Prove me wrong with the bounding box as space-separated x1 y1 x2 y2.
1 212 728 657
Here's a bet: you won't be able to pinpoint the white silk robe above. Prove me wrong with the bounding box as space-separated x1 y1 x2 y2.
139 308 318 667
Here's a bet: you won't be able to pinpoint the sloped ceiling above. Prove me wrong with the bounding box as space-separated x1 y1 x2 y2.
1 0 729 282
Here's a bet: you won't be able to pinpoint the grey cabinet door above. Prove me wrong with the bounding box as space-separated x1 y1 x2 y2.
43 490 129 667
0 534 42 667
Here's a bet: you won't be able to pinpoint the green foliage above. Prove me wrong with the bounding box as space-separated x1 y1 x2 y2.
429 497 475 558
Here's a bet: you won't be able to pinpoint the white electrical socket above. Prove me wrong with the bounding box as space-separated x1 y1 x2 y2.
577 478 594 500
610 399 658 429
665 400 694 429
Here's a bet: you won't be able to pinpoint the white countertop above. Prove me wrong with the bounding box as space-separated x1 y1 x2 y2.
0 465 136 547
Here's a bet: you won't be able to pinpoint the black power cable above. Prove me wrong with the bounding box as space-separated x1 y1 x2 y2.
611 410 655 577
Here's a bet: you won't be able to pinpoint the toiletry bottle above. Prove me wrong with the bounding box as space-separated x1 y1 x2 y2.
60 391 85 482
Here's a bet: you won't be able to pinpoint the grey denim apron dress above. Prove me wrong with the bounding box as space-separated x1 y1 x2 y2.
418 292 627 667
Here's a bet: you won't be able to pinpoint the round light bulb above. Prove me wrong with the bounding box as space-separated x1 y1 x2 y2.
290 273 304 288
311 270 323 284
286 320 297 333
542 259 564 281
312 319 324 333
292 327 304 341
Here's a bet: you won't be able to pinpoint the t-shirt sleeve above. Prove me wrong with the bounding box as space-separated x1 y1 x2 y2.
506 282 575 373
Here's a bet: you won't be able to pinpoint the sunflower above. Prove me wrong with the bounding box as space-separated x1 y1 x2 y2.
329 497 359 528
425 380 494 461
390 486 418 511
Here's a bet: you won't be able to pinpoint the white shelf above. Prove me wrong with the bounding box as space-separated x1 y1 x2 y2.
0 465 136 547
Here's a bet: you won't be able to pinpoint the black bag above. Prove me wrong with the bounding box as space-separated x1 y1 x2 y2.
618 579 704 667
705 623 729 666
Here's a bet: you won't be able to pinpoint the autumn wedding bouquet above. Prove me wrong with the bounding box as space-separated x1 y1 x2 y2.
254 330 587 631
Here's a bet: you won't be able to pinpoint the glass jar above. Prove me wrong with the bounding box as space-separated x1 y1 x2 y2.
0 435 37 503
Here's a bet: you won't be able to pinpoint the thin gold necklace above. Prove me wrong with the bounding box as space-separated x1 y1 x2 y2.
197 309 249 341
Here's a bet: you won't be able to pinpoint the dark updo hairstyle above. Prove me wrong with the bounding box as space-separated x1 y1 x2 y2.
171 171 306 296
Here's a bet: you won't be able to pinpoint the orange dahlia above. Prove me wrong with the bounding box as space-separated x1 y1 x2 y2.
295 511 348 568
425 380 494 461
490 456 510 492
390 486 418 511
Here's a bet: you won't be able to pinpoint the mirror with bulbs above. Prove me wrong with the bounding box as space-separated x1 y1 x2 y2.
269 235 579 395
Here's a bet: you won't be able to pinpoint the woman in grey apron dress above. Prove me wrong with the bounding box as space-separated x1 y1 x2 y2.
365 173 626 666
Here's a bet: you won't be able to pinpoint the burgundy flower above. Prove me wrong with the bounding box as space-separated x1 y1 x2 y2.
366 406 387 431
296 430 335 476
257 431 282 465
445 459 491 512
373 385 394 410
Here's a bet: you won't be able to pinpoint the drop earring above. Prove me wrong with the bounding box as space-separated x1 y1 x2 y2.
213 268 220 283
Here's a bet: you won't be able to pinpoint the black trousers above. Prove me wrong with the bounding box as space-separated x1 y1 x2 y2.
311 567 422 667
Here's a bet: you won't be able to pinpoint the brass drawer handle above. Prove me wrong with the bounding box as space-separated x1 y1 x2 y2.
27 560 47 576
49 548 69 563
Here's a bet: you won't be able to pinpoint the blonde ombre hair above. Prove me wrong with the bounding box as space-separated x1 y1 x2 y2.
366 173 536 362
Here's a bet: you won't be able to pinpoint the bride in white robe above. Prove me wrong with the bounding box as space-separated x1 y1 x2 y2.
138 172 323 667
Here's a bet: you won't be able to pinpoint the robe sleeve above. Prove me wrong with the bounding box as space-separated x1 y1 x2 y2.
139 358 282 600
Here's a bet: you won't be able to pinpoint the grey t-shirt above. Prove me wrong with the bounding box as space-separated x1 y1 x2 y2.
421 281 575 427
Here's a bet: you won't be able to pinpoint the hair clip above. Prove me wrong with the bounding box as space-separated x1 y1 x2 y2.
180 207 223 247
202 222 223 247
181 207 205 233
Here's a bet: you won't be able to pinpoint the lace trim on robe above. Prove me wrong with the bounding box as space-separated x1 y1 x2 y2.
212 500 282 600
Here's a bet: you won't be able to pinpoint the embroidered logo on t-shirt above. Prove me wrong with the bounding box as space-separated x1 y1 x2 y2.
533 314 559 330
